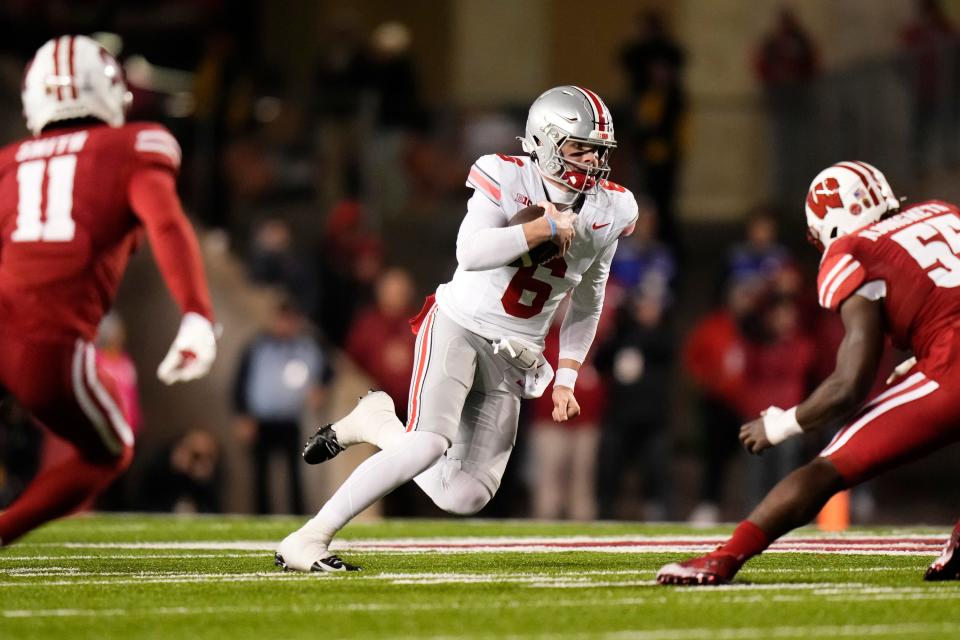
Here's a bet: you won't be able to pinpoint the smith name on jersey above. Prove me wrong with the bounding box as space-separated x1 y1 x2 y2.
436 153 638 359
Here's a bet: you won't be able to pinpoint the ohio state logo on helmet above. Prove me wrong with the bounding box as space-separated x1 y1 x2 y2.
519 85 617 196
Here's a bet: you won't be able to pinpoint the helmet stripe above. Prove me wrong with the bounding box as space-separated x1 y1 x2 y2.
52 37 62 101
67 35 77 99
851 160 881 181
851 161 883 206
836 162 880 206
575 85 607 132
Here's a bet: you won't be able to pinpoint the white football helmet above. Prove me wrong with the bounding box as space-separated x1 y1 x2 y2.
805 160 899 251
519 85 616 195
22 35 132 136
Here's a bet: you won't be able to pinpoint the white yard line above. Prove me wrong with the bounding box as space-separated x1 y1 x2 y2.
46 534 945 556
0 553 262 561
1 567 950 595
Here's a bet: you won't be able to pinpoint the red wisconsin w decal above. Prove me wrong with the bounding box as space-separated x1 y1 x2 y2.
806 177 842 219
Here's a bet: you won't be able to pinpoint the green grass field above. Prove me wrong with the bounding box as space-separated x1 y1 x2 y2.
1 514 958 639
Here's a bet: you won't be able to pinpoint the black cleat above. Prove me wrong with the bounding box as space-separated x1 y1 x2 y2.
303 423 344 464
274 552 361 573
312 555 361 573
925 521 960 581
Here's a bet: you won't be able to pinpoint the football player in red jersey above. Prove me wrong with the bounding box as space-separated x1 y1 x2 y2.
0 35 217 545
657 160 960 585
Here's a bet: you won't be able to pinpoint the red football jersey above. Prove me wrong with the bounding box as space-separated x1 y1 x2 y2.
0 122 183 342
817 200 960 359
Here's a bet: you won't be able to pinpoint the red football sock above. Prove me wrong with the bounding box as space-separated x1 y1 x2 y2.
716 520 771 561
0 447 130 545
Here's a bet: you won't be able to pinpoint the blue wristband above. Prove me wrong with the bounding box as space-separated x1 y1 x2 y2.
546 217 557 238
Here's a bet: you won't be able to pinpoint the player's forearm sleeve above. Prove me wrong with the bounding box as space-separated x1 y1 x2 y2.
559 241 616 363
456 193 529 271
128 167 214 321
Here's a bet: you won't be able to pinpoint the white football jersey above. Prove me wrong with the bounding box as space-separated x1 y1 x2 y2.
436 153 638 347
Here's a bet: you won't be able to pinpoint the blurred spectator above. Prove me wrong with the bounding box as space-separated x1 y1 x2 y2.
726 207 791 285
232 299 332 514
189 29 252 230
900 0 960 175
619 9 687 251
345 268 417 418
363 21 425 218
594 288 674 521
92 313 143 510
462 109 522 162
739 295 817 504
248 217 318 317
316 198 384 345
610 200 677 299
683 279 760 524
312 10 369 203
754 8 820 205
140 430 221 513
95 313 143 437
528 313 606 521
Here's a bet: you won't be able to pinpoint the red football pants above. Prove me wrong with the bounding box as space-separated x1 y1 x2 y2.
822 329 960 485
0 335 133 544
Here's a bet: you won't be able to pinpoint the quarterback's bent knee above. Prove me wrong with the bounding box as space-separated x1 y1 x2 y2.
438 475 492 516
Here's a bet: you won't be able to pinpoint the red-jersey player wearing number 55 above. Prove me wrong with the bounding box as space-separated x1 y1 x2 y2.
276 86 638 572
0 36 217 546
658 161 960 586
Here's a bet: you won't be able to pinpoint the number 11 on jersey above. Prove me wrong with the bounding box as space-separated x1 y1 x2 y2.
14 155 78 242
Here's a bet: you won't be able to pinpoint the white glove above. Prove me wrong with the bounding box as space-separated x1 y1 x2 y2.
157 312 218 385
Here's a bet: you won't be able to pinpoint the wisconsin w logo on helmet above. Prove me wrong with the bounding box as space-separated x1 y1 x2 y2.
806 177 842 220
804 161 899 250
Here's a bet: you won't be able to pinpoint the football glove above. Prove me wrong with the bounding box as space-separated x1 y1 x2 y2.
157 312 218 385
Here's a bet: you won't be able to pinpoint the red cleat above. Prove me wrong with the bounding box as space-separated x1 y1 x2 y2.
925 521 960 581
656 552 743 586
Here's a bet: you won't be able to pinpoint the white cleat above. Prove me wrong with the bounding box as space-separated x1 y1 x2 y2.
274 529 361 573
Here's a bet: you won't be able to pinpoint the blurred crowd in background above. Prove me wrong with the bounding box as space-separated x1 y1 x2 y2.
1 0 959 524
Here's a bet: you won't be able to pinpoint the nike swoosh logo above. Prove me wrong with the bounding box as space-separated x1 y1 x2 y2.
592 222 611 230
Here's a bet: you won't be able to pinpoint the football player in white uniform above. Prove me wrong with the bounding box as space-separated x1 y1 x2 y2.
276 86 639 572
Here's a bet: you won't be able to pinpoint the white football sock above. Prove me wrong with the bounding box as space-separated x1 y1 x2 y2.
303 430 449 544
331 392 405 448
370 414 405 450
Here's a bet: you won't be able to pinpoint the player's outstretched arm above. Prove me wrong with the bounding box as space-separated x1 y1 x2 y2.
128 166 217 384
740 295 885 453
796 295 885 428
